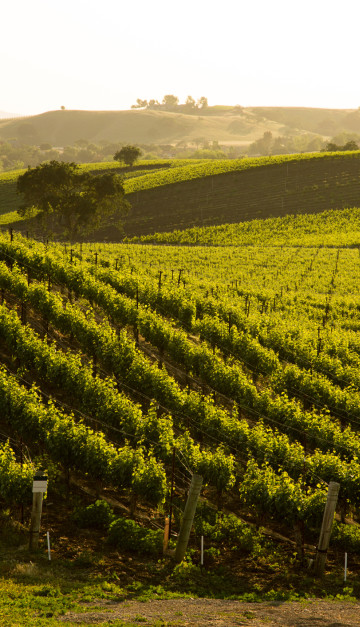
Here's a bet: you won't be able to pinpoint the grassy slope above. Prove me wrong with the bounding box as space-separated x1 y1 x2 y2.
0 108 281 146
1 105 358 147
0 168 27 221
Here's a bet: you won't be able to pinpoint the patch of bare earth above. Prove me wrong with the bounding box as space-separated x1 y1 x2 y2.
59 598 360 626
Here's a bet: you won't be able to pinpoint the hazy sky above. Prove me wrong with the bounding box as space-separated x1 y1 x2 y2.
2 0 359 115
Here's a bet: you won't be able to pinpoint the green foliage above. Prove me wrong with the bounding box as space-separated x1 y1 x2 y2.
73 499 115 530
324 140 359 152
2 232 360 522
0 360 167 505
195 508 265 554
136 205 360 247
16 160 129 239
114 145 142 167
107 517 163 555
239 459 327 526
3 152 360 238
332 522 360 553
2 215 360 606
3 222 360 537
124 151 360 196
0 442 33 505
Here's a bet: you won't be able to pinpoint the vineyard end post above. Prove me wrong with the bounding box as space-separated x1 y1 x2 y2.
163 516 170 554
29 472 48 551
175 474 202 563
314 481 340 577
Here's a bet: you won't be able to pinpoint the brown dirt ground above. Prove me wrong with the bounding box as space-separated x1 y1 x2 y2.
59 597 360 626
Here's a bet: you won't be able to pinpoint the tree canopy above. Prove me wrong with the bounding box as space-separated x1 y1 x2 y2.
114 145 142 166
162 94 179 109
130 95 209 113
17 160 129 240
323 140 359 152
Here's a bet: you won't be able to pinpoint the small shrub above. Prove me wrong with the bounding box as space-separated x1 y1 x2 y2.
195 510 265 555
73 500 114 531
33 585 61 598
107 517 162 555
72 551 97 568
332 522 360 553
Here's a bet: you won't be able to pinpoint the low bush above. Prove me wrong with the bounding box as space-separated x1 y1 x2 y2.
107 517 163 555
73 500 114 531
194 507 265 555
332 522 360 553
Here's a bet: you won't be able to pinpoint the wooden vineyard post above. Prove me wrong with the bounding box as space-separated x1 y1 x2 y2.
29 471 48 550
175 474 202 563
177 269 183 287
314 481 340 577
163 516 170 554
168 446 176 539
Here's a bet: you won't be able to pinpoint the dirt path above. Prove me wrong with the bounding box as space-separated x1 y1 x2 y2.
59 597 360 626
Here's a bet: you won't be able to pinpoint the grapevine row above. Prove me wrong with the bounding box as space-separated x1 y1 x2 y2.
2 261 360 508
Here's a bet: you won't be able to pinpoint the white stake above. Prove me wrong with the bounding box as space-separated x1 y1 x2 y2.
201 535 204 566
47 531 51 561
344 552 347 582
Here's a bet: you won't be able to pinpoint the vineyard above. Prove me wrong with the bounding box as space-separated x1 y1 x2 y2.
2 151 360 241
123 151 360 237
0 159 201 218
1 211 360 589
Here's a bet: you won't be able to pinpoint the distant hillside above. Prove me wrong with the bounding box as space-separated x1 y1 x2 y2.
0 106 358 148
249 107 360 135
0 108 278 147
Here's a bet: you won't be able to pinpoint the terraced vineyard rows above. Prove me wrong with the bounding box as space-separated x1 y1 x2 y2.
2 152 360 238
124 152 360 236
1 224 360 554
0 159 206 219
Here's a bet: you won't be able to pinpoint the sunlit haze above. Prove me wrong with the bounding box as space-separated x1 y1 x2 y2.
2 0 360 115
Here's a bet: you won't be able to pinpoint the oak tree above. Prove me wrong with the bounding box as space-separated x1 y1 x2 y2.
114 145 142 166
17 160 129 240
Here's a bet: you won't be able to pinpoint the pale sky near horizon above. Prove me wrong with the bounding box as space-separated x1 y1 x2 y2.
2 0 360 116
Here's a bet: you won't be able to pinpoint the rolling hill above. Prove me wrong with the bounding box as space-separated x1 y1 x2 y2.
0 108 276 147
0 106 359 148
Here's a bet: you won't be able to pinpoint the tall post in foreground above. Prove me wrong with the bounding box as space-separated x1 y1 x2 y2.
168 447 176 539
175 474 202 563
314 481 340 577
163 516 170 554
29 472 48 550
